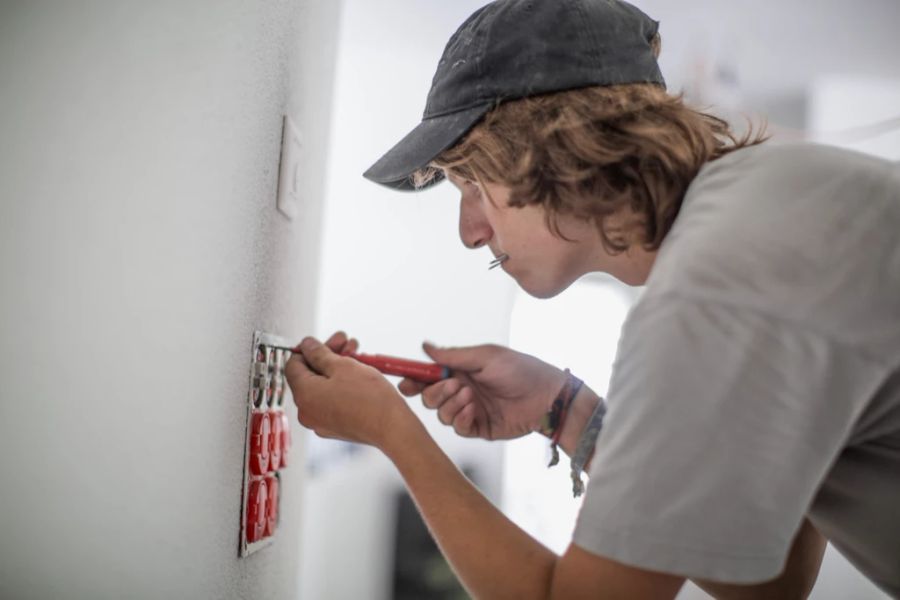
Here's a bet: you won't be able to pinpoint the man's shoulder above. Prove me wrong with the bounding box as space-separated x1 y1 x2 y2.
667 141 895 249
690 142 892 201
647 141 900 336
711 140 890 170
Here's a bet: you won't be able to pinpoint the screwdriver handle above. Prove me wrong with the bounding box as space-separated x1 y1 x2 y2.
349 352 450 384
272 346 449 384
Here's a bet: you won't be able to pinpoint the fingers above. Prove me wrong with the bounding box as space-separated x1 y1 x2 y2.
417 378 471 426
422 341 495 372
296 337 339 377
436 385 473 427
421 378 462 410
284 352 315 383
452 403 478 438
324 331 360 356
397 378 427 397
401 373 480 438
324 331 348 351
285 354 317 416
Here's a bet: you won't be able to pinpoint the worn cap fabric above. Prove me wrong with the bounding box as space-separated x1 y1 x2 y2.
363 0 665 191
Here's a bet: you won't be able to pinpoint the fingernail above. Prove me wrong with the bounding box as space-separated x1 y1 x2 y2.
301 337 321 351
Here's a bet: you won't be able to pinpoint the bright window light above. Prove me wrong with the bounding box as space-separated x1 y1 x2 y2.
502 275 636 554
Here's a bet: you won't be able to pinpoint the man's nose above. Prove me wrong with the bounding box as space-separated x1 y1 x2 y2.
458 196 492 249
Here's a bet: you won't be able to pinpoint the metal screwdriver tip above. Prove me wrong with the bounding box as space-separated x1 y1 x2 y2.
489 254 509 270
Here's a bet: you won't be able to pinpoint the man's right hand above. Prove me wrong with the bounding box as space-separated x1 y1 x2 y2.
397 342 568 441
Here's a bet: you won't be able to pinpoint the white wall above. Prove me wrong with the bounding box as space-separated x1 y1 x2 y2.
808 75 900 160
638 0 900 130
0 1 339 598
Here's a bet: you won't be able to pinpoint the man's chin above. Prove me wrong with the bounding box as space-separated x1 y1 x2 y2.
518 276 571 300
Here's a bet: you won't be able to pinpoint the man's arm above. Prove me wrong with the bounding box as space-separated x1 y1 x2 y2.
291 337 821 599
694 519 826 600
386 413 685 599
290 338 685 599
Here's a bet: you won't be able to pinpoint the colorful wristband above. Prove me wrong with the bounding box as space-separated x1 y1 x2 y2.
539 369 583 467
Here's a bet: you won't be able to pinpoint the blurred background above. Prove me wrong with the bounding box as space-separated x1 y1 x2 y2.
1 1 897 599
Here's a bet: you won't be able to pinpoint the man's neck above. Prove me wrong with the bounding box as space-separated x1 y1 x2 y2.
602 243 657 286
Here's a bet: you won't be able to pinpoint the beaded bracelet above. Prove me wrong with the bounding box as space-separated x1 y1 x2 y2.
537 369 583 467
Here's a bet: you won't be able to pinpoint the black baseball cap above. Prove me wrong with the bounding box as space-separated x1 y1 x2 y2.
363 0 665 191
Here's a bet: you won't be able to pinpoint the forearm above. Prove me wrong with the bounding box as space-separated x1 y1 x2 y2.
384 412 559 600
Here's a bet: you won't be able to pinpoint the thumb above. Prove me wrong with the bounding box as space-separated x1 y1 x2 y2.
422 341 494 372
297 337 339 377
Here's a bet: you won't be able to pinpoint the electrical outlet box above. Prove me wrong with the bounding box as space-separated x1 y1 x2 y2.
239 330 293 557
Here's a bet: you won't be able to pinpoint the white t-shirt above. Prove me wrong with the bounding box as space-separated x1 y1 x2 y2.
572 143 900 595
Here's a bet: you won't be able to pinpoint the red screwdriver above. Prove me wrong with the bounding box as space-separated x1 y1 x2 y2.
271 346 450 384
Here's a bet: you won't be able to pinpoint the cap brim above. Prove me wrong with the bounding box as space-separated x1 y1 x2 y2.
363 103 491 191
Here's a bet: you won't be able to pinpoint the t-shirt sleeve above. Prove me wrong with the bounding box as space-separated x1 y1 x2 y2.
572 292 887 583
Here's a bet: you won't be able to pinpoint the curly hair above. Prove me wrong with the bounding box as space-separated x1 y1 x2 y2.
414 49 767 252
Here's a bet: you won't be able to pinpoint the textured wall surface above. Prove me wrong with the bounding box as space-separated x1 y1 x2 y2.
0 1 339 598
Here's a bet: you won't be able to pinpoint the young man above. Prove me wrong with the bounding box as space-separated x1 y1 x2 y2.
286 0 900 597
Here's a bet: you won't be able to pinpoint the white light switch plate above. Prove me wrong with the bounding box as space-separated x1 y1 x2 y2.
276 115 302 219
